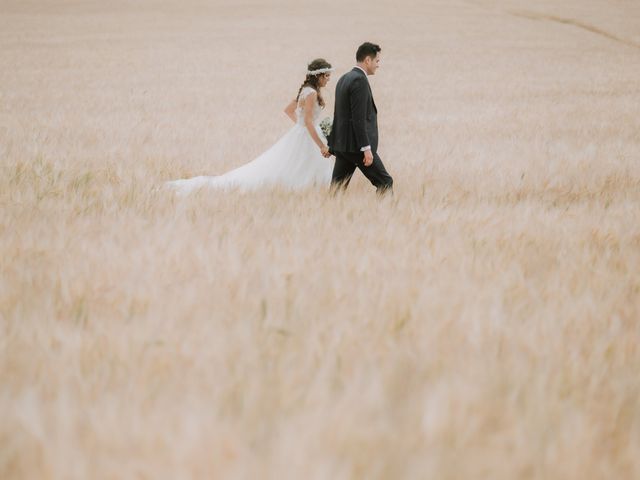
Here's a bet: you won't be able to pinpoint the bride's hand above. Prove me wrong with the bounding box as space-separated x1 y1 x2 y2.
320 146 330 157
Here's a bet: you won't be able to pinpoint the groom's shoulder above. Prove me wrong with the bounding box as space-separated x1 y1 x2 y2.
340 69 363 85
345 68 361 79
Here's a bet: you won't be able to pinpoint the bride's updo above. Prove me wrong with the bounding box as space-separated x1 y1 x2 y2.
296 58 332 108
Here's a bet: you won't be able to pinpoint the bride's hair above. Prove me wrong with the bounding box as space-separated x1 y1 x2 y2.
296 58 332 108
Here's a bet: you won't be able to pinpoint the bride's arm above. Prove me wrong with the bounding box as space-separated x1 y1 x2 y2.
283 99 297 123
303 92 328 153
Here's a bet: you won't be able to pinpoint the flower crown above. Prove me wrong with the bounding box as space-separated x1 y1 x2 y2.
307 67 334 76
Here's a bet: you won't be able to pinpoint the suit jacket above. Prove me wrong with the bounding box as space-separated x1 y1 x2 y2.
328 67 378 154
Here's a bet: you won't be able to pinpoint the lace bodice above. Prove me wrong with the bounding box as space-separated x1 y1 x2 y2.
295 86 322 126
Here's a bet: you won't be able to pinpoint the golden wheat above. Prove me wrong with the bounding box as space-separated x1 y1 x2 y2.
1 0 639 478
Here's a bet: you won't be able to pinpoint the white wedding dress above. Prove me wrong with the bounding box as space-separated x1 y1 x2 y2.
166 87 333 194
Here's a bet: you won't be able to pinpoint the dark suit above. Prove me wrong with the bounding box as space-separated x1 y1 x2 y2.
328 67 393 193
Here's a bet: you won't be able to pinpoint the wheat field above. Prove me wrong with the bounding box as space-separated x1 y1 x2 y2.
1 0 640 478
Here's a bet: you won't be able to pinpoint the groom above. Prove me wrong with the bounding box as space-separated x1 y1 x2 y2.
328 42 393 194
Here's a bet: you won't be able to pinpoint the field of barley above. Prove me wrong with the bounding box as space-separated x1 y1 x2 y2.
2 0 640 478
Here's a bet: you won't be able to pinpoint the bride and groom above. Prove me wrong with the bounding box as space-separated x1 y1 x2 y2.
166 42 393 195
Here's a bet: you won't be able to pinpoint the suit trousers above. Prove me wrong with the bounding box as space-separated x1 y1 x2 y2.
331 151 393 194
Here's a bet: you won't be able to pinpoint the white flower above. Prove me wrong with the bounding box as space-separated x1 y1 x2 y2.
319 117 333 139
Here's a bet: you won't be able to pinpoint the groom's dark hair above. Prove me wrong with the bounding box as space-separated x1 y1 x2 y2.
356 42 381 62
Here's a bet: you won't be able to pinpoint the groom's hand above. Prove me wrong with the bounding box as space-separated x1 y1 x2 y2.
363 149 374 167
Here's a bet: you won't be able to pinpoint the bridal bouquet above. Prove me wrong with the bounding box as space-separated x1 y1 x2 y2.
319 117 332 139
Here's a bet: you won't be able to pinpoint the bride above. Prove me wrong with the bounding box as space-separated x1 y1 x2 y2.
166 59 335 194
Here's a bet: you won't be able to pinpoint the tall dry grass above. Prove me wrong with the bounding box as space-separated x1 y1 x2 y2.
1 0 640 478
